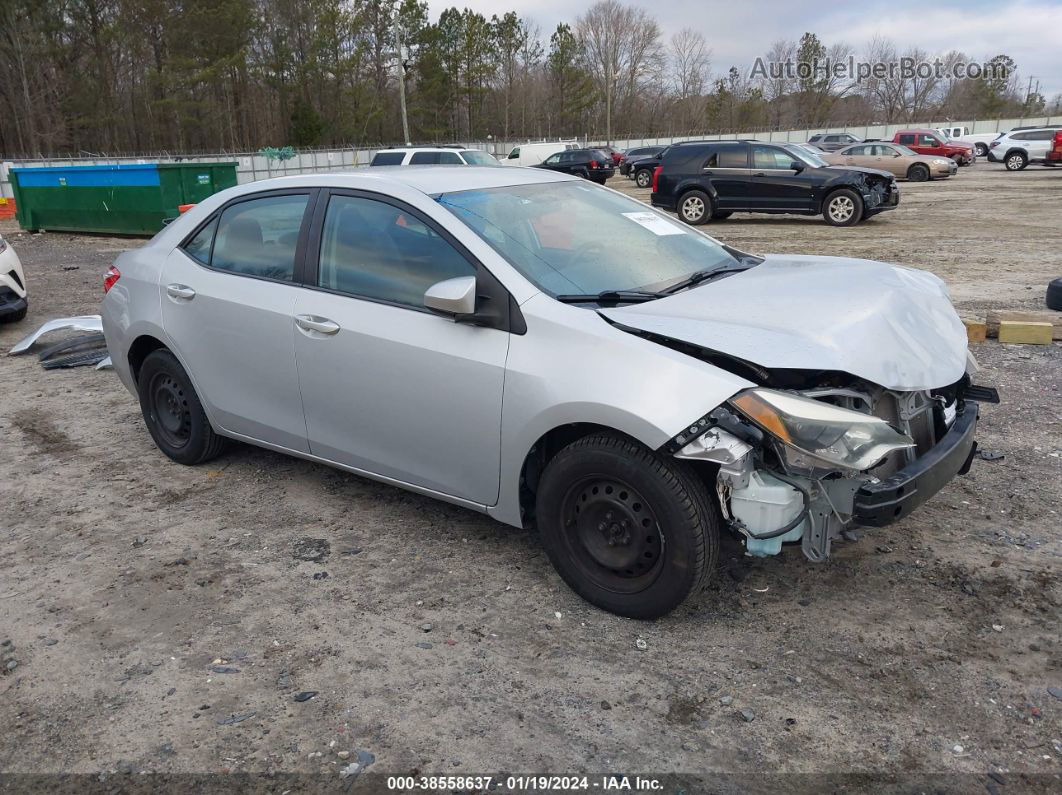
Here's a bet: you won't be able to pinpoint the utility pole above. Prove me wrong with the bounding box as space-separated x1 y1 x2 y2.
394 10 411 145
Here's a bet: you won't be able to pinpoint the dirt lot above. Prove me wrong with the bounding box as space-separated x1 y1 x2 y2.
1 163 1060 793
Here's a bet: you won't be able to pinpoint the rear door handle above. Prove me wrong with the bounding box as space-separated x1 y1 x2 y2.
166 283 196 300
295 314 340 335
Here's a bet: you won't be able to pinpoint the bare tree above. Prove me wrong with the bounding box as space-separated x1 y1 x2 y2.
669 29 710 131
575 0 662 144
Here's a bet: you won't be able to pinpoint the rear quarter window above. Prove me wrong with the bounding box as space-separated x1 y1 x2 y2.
370 152 405 166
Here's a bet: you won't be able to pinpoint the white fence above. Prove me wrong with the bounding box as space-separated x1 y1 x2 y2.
4 114 1061 200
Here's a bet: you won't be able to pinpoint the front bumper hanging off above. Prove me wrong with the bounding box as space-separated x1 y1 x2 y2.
852 401 979 527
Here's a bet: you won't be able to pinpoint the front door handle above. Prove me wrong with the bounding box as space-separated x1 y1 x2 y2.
166 283 196 300
295 314 340 335
754 172 767 177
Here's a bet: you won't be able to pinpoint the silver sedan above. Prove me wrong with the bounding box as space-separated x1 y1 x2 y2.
102 167 988 617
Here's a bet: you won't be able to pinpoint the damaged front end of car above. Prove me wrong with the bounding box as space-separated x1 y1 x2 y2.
666 369 997 562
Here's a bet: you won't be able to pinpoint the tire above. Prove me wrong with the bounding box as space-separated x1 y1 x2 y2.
907 163 930 182
535 433 720 619
1005 151 1028 171
711 210 732 220
1 301 27 324
974 142 988 157
1047 278 1062 311
635 169 653 189
137 349 226 465
677 189 712 225
822 188 864 226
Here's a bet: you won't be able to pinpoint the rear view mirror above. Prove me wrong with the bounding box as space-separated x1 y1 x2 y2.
425 275 476 316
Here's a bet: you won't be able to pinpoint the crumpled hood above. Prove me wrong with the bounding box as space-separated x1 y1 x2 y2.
601 254 968 391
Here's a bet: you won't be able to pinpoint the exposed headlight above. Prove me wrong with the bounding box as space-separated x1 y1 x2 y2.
730 388 914 471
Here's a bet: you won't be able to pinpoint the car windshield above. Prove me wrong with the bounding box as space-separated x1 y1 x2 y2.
437 181 758 297
461 150 498 166
783 144 830 168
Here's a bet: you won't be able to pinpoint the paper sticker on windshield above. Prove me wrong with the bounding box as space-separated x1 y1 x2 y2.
622 211 686 236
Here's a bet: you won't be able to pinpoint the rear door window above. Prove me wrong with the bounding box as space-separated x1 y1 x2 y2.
898 134 916 145
207 194 310 281
717 146 748 168
409 151 441 164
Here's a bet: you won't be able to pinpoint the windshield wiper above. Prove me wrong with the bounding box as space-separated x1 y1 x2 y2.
661 264 753 295
554 289 663 304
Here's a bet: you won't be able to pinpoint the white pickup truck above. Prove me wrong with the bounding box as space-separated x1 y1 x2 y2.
935 126 1004 158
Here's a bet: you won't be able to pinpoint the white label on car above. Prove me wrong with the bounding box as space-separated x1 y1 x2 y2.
622 211 686 236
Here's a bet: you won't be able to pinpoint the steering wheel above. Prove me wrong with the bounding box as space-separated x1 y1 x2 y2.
570 241 608 269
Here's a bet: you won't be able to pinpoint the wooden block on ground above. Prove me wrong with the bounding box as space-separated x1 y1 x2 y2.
998 320 1053 345
987 309 1062 340
962 318 987 344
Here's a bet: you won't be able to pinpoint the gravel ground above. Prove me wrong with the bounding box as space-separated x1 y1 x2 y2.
0 163 1060 793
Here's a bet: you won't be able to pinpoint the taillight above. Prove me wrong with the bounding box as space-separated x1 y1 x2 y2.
1054 131 1062 145
652 165 662 192
589 159 598 169
104 265 121 293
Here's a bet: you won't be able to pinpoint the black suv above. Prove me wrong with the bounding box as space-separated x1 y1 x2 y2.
651 141 899 227
620 145 665 177
533 148 615 184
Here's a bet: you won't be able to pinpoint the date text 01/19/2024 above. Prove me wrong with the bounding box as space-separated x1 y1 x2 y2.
386 775 663 791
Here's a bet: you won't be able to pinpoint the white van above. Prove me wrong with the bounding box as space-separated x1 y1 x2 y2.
504 141 579 167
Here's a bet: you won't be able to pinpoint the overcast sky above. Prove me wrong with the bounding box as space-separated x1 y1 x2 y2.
427 0 1062 99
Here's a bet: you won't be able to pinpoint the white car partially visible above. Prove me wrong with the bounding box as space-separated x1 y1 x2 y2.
0 232 28 323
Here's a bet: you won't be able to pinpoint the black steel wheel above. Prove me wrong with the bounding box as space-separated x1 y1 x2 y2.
535 433 720 618
138 349 226 465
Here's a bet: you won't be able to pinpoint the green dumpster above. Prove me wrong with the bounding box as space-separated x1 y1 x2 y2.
10 162 238 235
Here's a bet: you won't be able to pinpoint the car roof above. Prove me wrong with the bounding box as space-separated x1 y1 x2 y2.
894 129 938 134
377 146 478 153
225 166 579 198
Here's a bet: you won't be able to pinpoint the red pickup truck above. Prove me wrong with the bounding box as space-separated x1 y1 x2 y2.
1047 130 1062 165
891 129 975 166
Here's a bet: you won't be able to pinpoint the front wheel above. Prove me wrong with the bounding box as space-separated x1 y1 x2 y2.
1005 152 1028 171
823 188 864 226
635 169 653 188
137 349 226 465
535 433 720 619
907 163 930 182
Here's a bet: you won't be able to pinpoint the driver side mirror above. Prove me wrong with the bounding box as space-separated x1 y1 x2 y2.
425 275 476 316
790 161 804 172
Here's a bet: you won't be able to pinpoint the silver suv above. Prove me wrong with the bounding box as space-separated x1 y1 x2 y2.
369 146 498 166
101 167 992 618
987 127 1061 170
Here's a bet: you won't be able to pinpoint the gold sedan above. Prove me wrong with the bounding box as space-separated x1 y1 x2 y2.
823 143 957 182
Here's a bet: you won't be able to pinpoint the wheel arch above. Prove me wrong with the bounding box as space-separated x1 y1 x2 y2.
516 422 655 527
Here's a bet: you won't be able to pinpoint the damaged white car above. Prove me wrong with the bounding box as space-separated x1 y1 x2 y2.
0 232 28 323
101 168 997 618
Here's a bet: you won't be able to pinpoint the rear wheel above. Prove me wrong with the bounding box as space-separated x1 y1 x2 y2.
823 188 863 226
907 163 930 182
635 169 653 188
137 349 226 465
677 190 712 225
974 142 988 157
535 433 719 619
1005 151 1028 171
